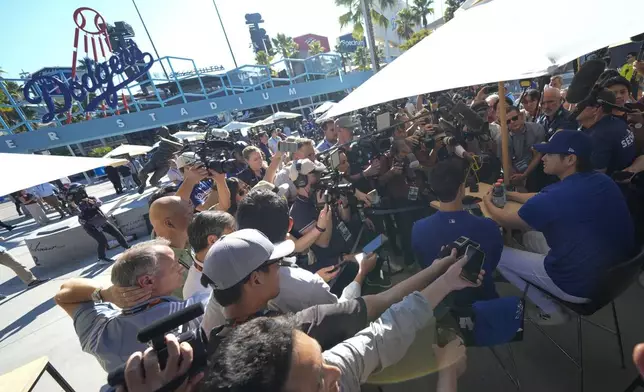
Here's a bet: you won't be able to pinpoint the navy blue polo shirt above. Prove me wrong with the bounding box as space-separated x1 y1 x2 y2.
412 210 503 303
519 172 635 298
582 115 636 175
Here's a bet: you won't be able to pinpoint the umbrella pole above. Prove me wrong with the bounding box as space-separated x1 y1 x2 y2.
497 82 512 184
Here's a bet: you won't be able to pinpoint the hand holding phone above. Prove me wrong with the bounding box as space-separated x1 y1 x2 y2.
460 245 486 284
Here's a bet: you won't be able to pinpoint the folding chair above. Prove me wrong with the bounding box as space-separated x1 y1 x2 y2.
522 246 644 392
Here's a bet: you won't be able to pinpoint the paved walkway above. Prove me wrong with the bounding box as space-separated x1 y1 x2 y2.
0 180 642 391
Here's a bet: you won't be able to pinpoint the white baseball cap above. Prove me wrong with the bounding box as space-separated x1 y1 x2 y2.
176 152 199 169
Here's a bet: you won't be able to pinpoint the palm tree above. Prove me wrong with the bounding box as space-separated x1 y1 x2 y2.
395 8 418 40
410 0 434 29
352 46 371 71
334 43 350 73
444 0 466 22
308 40 326 55
255 51 274 66
271 33 300 76
336 0 397 40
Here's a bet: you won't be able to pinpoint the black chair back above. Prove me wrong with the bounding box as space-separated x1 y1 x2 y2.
590 246 644 310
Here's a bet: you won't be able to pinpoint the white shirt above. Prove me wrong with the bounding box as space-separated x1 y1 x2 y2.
274 165 297 202
167 167 183 184
201 265 341 335
182 259 211 300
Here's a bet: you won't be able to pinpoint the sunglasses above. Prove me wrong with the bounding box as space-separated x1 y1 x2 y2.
506 115 520 124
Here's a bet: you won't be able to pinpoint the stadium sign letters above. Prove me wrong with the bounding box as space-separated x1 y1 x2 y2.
22 41 154 123
1 72 373 153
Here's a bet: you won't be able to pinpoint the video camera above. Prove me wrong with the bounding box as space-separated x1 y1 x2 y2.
181 130 240 175
420 92 492 150
313 169 355 206
107 304 208 390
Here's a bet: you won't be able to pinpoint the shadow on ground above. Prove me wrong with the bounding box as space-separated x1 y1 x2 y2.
0 298 56 343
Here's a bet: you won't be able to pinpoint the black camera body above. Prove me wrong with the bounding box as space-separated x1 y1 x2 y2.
437 236 481 259
313 170 355 206
183 137 240 175
107 304 208 389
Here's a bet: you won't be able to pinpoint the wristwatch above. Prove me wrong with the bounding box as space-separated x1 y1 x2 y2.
91 287 104 303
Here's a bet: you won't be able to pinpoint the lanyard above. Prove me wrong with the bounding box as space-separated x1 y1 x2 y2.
121 298 170 316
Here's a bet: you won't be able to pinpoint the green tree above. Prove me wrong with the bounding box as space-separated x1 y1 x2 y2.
308 40 326 55
399 28 432 51
334 43 350 73
351 45 385 71
255 50 274 66
0 75 37 134
410 0 434 28
352 46 371 71
88 146 113 157
394 8 418 40
444 0 466 22
271 33 300 76
336 0 396 40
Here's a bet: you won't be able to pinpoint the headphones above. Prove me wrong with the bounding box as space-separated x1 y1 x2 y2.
293 160 309 188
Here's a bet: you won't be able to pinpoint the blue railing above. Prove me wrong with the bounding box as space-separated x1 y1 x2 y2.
0 52 346 136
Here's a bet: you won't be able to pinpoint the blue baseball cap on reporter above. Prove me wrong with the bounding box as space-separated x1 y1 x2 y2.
532 130 592 159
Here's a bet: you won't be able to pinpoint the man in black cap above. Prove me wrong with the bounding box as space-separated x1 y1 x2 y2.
576 88 636 175
484 130 635 325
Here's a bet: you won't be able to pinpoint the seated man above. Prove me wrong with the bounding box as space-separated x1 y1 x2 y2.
498 106 546 186
413 158 503 304
576 88 636 175
54 239 210 372
201 228 476 353
202 252 480 391
184 210 236 299
483 131 635 325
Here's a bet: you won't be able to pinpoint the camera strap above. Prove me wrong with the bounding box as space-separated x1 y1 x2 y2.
121 297 171 316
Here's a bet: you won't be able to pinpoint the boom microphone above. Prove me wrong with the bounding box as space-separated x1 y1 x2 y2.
450 102 487 134
632 32 644 61
566 59 606 104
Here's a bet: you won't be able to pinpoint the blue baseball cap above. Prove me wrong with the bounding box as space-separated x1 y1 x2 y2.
533 130 592 158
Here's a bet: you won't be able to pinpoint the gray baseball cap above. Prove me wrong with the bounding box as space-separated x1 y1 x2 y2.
202 229 295 290
335 116 360 130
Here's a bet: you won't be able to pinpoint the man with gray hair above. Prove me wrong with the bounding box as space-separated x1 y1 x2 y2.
54 239 211 372
184 210 236 299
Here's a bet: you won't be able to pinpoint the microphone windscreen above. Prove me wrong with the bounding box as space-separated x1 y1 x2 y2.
567 60 606 104
451 102 486 132
408 152 420 169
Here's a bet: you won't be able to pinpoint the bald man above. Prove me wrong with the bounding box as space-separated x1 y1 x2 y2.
537 87 578 140
149 196 195 298
528 88 579 192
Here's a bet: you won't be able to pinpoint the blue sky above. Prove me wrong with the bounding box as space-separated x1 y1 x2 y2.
0 0 444 78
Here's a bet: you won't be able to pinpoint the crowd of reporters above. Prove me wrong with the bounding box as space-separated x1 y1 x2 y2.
50 59 644 391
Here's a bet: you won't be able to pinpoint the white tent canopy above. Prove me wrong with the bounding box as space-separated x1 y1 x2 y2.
256 112 302 126
103 144 153 158
327 0 644 118
313 101 336 115
0 153 126 196
223 121 254 131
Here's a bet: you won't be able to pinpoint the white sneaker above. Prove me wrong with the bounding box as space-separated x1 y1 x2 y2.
529 308 570 326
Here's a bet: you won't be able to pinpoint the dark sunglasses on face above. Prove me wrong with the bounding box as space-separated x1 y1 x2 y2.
506 115 520 124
